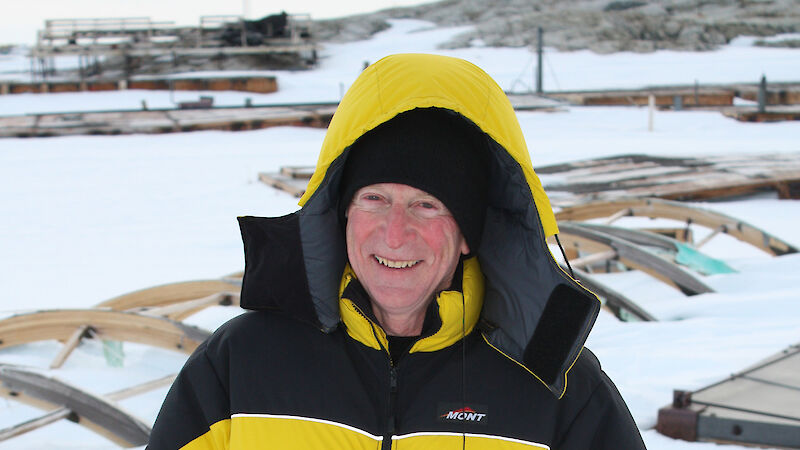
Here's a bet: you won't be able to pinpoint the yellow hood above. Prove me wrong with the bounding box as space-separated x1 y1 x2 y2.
237 53 600 397
299 53 558 237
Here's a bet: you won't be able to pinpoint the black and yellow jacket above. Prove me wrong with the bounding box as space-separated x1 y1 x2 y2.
148 54 646 449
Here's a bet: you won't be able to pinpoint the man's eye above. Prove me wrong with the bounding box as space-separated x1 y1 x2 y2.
419 202 435 209
363 194 382 201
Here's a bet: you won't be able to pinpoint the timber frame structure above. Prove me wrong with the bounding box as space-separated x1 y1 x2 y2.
555 197 798 256
0 275 241 446
29 14 317 80
657 344 800 448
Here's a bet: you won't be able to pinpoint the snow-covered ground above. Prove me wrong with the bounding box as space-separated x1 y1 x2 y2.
0 19 798 449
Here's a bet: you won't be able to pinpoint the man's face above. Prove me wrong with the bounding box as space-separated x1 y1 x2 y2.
346 183 469 333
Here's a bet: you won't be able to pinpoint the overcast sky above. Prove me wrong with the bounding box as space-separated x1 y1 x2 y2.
1 0 435 45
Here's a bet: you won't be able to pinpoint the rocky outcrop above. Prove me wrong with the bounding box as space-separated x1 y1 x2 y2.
313 0 800 53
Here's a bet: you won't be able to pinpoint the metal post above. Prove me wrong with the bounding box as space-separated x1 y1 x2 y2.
648 94 655 132
536 27 543 94
758 75 767 113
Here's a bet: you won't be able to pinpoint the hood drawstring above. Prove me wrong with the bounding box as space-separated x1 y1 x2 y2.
461 292 467 450
555 234 576 280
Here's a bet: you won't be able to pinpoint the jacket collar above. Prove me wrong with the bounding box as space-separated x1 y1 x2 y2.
338 257 484 355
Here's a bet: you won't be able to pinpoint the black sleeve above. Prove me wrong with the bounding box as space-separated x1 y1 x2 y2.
555 370 646 449
147 338 232 450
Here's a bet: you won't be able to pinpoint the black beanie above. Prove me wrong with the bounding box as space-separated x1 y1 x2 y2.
338 108 489 252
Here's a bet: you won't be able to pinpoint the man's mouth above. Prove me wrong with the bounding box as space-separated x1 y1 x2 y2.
374 255 421 269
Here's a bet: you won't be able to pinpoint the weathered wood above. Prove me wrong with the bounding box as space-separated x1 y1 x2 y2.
49 325 90 369
573 223 735 275
540 153 800 204
97 279 240 312
0 105 336 138
0 364 151 447
657 344 800 448
558 223 715 296
569 250 618 269
0 408 72 441
258 172 307 197
564 266 657 322
556 198 798 256
0 309 210 354
136 292 239 321
0 373 175 442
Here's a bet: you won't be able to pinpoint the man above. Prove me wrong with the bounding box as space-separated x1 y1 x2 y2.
148 53 646 449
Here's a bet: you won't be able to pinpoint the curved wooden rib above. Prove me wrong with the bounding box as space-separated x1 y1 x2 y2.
0 364 150 447
555 198 798 256
0 310 210 354
557 223 715 296
562 265 657 322
575 223 736 275
96 279 241 320
0 374 175 442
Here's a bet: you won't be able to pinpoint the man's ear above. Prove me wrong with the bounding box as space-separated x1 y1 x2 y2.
460 239 470 256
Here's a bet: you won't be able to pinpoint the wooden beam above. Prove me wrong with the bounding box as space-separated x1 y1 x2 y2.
0 364 152 447
556 198 798 256
0 373 175 442
49 325 90 369
0 309 210 354
97 279 240 311
558 223 715 296
136 291 239 321
569 250 618 269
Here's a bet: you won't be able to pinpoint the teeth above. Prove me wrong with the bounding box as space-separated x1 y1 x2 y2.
375 255 420 269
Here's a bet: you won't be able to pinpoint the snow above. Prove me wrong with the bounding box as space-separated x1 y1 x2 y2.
0 19 799 449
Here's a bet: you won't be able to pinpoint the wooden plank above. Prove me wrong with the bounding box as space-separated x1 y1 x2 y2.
258 172 307 197
49 325 90 369
0 374 175 442
279 166 315 179
558 223 715 296
0 310 210 354
556 198 798 256
569 250 618 269
136 292 239 321
97 279 240 311
657 344 800 448
566 266 657 322
0 364 151 447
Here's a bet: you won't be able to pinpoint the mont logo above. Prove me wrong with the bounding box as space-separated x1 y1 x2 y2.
437 403 488 425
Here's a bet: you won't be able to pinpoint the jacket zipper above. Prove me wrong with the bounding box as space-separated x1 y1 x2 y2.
349 300 397 450
382 363 398 450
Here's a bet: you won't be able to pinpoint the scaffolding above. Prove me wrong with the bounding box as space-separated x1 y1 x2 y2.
29 14 317 80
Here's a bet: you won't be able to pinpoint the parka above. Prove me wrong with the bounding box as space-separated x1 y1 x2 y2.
147 53 646 450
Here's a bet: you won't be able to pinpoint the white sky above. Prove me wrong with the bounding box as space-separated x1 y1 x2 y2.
0 0 436 45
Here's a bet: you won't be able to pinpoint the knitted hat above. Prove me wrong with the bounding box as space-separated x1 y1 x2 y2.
338 108 489 252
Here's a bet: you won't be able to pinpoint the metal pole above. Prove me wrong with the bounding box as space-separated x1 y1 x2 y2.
758 75 767 113
536 27 543 94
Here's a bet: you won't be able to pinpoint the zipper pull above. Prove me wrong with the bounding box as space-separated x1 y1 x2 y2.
389 366 398 392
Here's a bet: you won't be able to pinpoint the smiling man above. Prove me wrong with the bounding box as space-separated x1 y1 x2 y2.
148 54 646 449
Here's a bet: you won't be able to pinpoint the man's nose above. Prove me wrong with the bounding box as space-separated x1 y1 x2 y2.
384 204 411 249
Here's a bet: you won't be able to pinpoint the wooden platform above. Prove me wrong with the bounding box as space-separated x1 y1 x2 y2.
0 76 277 96
263 154 800 204
547 82 800 107
722 105 800 122
0 104 336 138
537 153 800 205
657 343 800 448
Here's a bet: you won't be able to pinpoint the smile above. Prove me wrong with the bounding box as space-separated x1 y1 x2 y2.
374 255 421 269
